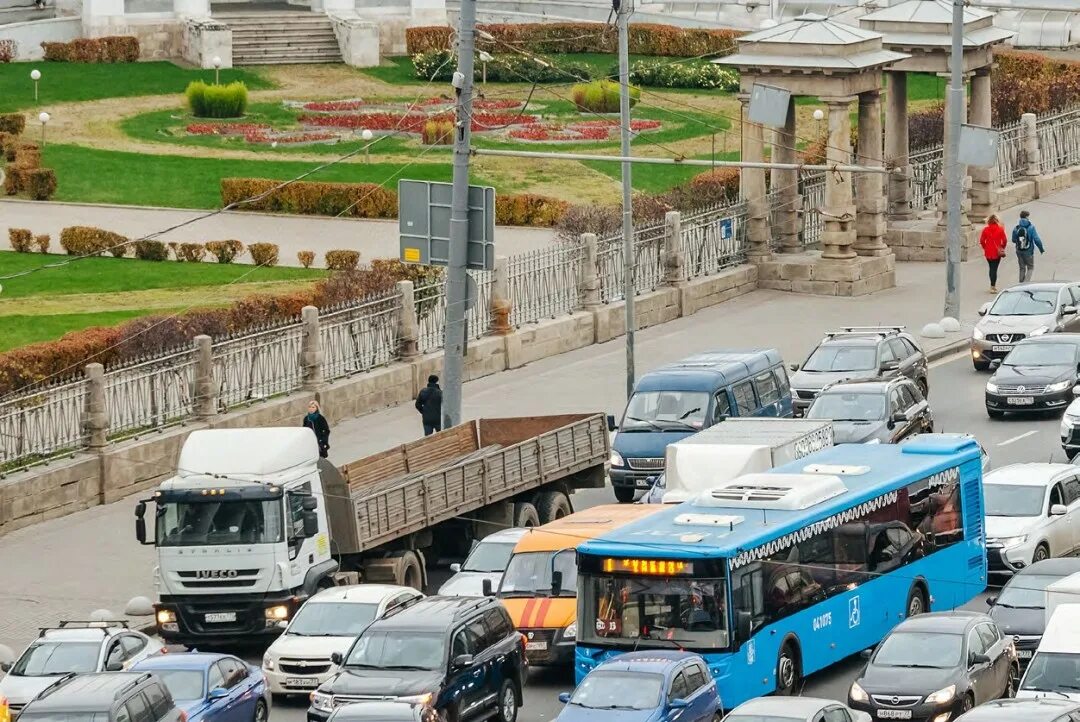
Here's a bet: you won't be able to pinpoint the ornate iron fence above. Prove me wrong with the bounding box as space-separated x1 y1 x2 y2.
212 321 305 409
1037 105 1080 175
995 121 1025 188
595 219 667 303
105 349 198 439
416 272 492 354
910 144 944 212
682 200 747 278
320 291 401 381
800 172 825 248
0 378 88 469
507 244 582 326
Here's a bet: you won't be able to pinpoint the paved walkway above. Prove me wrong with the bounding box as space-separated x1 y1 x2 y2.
0 199 558 267
2 189 1079 653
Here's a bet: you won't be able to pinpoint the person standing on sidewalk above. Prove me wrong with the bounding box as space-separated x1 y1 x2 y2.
415 375 443 436
303 400 331 458
1011 209 1045 283
979 214 1008 293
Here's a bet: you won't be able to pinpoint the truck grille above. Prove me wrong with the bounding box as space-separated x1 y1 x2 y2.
175 569 261 590
279 659 332 675
627 458 664 470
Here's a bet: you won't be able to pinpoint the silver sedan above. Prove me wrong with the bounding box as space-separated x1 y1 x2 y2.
723 697 871 722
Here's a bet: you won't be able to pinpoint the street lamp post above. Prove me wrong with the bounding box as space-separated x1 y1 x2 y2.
361 128 373 163
38 112 50 148
212 56 222 85
30 69 41 103
478 50 492 85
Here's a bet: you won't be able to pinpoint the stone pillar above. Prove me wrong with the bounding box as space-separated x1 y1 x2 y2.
773 96 800 253
193 335 216 419
84 363 108 449
490 256 512 334
663 211 686 285
885 71 913 220
855 90 889 256
938 73 971 230
300 306 323 391
739 94 771 261
821 97 857 260
579 232 601 308
969 67 995 220
1022 112 1041 178
396 280 419 358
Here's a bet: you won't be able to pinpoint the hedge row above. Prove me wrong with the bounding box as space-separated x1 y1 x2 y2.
413 50 592 84
405 22 741 58
0 39 16 63
41 36 139 62
992 50 1080 125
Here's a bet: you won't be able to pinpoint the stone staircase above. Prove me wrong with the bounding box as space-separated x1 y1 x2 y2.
218 11 342 65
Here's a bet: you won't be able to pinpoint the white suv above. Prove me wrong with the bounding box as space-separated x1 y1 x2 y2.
261 584 423 697
984 464 1080 577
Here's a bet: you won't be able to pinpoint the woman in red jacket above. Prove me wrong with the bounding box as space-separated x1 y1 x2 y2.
980 214 1008 293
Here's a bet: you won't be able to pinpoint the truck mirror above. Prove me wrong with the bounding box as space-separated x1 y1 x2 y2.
135 501 146 519
551 570 563 597
301 496 318 511
135 516 147 545
606 414 617 432
482 579 494 597
302 510 319 537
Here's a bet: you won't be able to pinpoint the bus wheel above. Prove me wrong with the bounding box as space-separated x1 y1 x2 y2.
775 642 801 696
905 586 927 618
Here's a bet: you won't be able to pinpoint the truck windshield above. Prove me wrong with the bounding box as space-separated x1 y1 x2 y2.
499 550 577 597
155 499 284 546
579 574 730 650
621 391 708 431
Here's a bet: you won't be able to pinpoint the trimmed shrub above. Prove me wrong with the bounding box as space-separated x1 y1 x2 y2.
297 250 315 268
41 36 139 62
34 234 50 253
3 168 21 196
248 242 279 267
421 119 454 146
3 137 19 162
186 80 248 119
413 50 592 84
9 228 33 253
220 178 397 219
108 242 128 258
14 145 41 170
167 241 179 259
134 240 168 261
176 243 205 262
0 113 25 135
24 168 57 200
625 59 739 90
687 167 740 199
0 39 15 63
205 240 244 264
571 80 639 114
325 250 360 271
909 102 944 149
59 226 127 256
494 194 569 227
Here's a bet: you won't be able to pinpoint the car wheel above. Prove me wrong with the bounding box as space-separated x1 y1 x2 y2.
496 680 518 722
775 642 801 696
1005 663 1019 698
1034 543 1051 563
253 699 268 722
905 585 927 618
961 693 974 713
917 377 930 398
613 486 636 504
987 408 1004 419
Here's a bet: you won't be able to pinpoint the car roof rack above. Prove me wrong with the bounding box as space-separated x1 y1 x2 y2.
378 595 425 620
36 673 80 699
452 597 493 621
823 326 905 340
116 673 153 698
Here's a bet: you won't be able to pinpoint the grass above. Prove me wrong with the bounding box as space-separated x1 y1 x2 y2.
2 310 158 351
0 61 273 112
582 151 740 194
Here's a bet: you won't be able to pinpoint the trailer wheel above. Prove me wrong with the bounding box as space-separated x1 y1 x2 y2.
513 501 540 528
536 491 572 525
364 550 425 591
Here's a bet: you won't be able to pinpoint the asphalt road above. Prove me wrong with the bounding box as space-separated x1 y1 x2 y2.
247 348 1073 722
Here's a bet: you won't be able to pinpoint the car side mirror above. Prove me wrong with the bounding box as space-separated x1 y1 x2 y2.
208 687 229 701
106 661 124 672
789 363 800 372
558 692 571 704
331 652 344 666
302 511 319 537
881 361 900 372
0 661 11 673
449 563 461 573
891 412 908 424
482 578 494 597
987 596 998 606
989 359 1002 370
1051 503 1068 516
969 652 991 667
606 414 617 432
551 570 563 597
668 698 689 710
452 654 473 670
1065 306 1078 316
860 648 874 660
979 302 991 316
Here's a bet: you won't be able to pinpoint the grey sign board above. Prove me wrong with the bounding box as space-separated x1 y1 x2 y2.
399 180 496 271
748 83 792 128
958 124 1000 169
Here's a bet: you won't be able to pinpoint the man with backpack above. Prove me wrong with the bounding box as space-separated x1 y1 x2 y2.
1012 209 1045 283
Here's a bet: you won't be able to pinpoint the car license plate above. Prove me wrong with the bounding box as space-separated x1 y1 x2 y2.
1019 650 1033 659
1007 397 1035 405
286 678 320 688
992 345 1014 352
877 711 912 720
526 641 548 651
635 479 652 489
204 612 236 623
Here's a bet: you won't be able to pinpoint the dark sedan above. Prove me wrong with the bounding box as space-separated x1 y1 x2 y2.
986 335 1080 418
848 612 1018 722
986 559 1080 670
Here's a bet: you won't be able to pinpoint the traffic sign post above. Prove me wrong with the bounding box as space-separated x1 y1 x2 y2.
399 180 496 271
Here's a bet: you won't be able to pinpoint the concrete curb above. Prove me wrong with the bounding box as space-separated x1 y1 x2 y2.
926 337 971 363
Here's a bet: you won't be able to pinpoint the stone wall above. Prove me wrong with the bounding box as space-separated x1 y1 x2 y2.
0 17 81 60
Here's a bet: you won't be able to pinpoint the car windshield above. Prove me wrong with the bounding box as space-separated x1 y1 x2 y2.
18 715 109 722
873 632 962 668
806 392 885 422
498 550 577 597
1004 343 1077 367
803 345 878 372
11 642 100 677
1021 652 1080 693
984 483 1045 517
152 670 206 701
990 289 1058 316
568 671 663 710
345 631 446 671
155 499 284 546
997 574 1061 609
621 391 708 431
287 602 379 637
462 540 517 573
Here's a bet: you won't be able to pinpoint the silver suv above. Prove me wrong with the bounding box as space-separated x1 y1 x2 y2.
18 672 183 722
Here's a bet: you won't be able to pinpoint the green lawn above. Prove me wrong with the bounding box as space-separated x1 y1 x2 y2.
2 310 156 351
0 62 273 113
582 151 741 194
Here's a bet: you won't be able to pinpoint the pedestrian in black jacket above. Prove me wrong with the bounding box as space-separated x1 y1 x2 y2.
415 375 443 436
303 400 331 458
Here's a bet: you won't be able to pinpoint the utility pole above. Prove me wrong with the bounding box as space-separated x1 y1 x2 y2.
617 0 636 400
943 0 964 320
442 0 477 430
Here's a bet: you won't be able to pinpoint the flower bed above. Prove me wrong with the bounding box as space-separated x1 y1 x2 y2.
299 97 526 113
298 111 538 133
507 119 662 142
186 122 270 136
244 131 339 145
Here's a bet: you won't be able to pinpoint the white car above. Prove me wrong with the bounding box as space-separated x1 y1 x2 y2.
438 527 529 597
723 696 871 722
1060 394 1080 459
984 463 1080 577
0 622 163 717
261 584 423 697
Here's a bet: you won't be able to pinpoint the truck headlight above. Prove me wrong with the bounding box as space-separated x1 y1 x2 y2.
156 609 176 625
262 653 274 671
849 681 869 703
396 693 433 707
925 684 956 705
609 451 624 467
265 605 290 621
1047 380 1072 393
310 691 333 713
563 622 577 640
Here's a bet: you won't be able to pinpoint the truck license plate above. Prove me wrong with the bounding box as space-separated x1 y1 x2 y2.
1007 397 1035 405
205 612 236 623
877 711 912 720
1019 650 1033 659
992 345 1013 352
526 641 548 651
286 678 320 688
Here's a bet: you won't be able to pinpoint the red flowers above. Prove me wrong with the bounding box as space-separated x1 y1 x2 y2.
298 111 536 133
186 123 270 136
244 131 338 144
507 119 662 141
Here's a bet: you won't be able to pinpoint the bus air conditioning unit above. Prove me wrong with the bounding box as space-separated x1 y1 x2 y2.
695 473 847 510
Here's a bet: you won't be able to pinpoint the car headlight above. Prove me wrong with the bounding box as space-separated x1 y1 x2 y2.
262 653 274 671
998 535 1028 547
265 605 290 621
156 609 176 625
849 681 869 703
973 327 985 340
986 382 999 393
925 684 956 705
563 622 577 640
1047 380 1072 393
1030 326 1050 337
310 691 333 713
396 693 434 706
609 450 624 467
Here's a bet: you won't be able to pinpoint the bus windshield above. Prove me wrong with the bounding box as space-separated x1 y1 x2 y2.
579 574 729 650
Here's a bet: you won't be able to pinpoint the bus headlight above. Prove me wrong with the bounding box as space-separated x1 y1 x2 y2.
563 622 577 640
609 451 625 468
849 681 869 703
925 685 955 705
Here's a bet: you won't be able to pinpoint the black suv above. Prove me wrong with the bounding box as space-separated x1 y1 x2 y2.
308 596 526 722
18 672 183 722
807 377 933 444
790 326 929 416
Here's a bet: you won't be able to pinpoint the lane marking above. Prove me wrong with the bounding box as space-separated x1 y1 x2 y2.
998 430 1039 446
929 348 972 369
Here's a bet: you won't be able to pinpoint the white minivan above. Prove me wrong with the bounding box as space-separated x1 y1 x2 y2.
1017 603 1080 700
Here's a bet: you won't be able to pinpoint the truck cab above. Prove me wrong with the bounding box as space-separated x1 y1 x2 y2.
136 428 338 645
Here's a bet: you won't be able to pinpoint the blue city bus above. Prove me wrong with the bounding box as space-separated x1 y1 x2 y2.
574 435 986 709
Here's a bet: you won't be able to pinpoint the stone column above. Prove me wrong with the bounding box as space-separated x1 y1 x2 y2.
968 67 995 220
193 334 217 419
663 211 686 285
396 280 419 358
579 233 601 308
1022 112 1041 178
885 71 913 221
773 96 801 253
855 89 889 256
938 72 971 230
739 94 771 261
821 97 857 260
490 256 512 334
84 363 108 449
301 305 323 391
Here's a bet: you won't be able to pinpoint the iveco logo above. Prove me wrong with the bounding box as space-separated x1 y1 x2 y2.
195 569 239 579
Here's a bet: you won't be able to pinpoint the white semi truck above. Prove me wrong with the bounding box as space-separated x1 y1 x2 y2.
134 414 609 645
